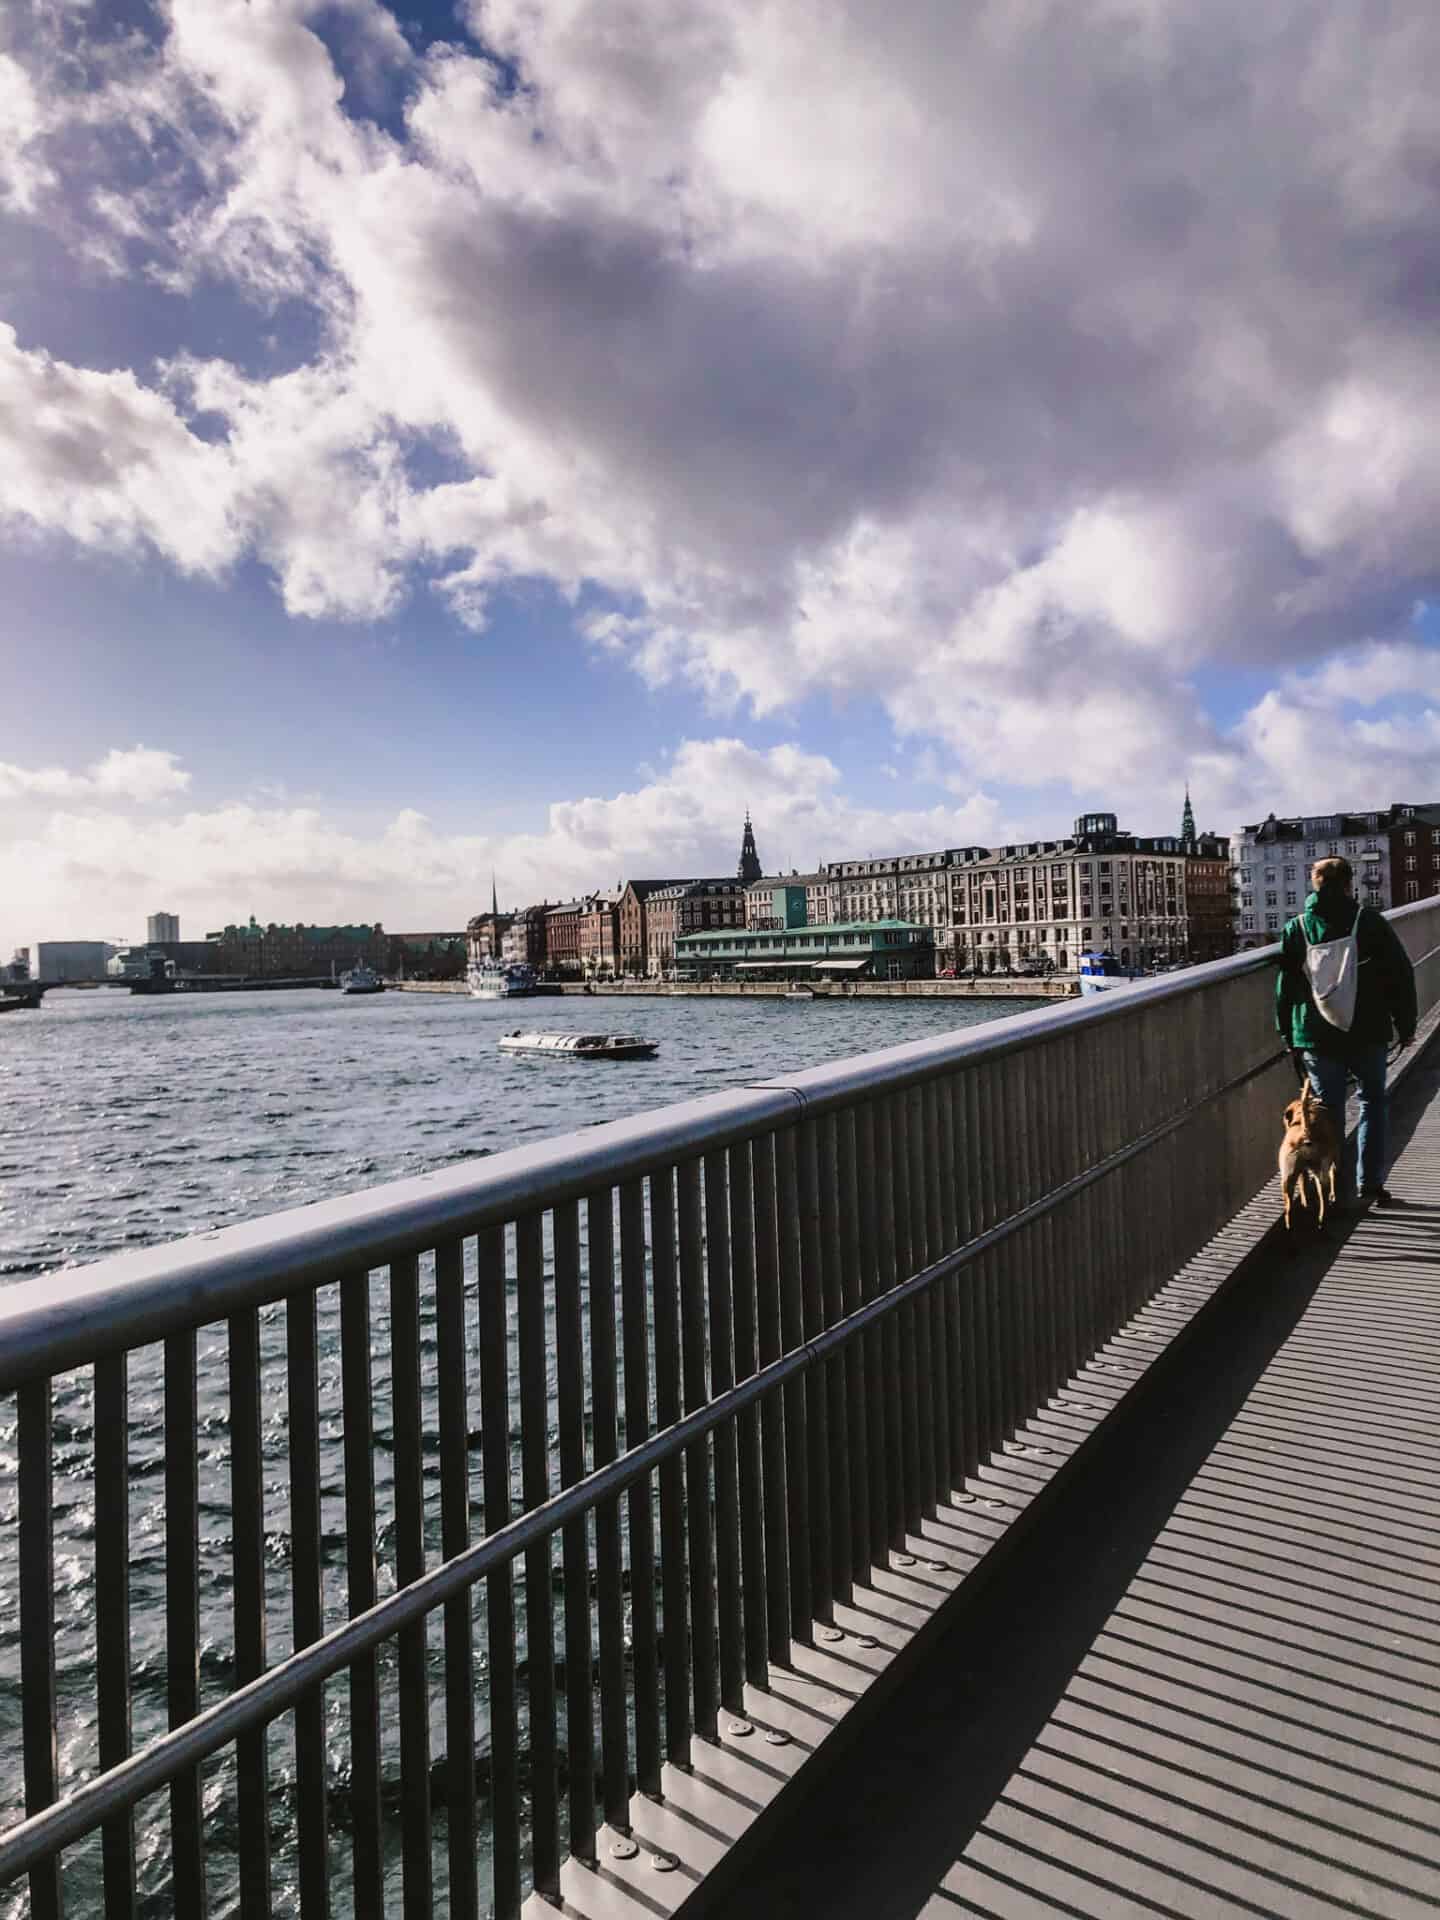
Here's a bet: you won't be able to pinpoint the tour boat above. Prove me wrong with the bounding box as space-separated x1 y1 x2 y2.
339 964 385 995
498 1030 658 1060
468 958 538 999
1077 951 1146 996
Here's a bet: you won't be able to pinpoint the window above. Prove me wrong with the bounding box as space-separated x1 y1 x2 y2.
1285 891 1297 906
1407 855 1418 871
1265 891 1278 907
1405 830 1416 846
1304 843 1315 858
1345 841 1358 855
1264 869 1276 883
1406 881 1419 901
1242 915 1255 931
1266 913 1280 930
1283 865 1295 880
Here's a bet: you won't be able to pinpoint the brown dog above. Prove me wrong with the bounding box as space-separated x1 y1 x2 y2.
1279 1085 1340 1229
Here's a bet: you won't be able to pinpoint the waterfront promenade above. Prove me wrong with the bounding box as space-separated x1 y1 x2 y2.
699 1045 1440 1920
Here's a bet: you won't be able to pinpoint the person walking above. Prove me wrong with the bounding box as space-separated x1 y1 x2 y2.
1276 855 1417 1205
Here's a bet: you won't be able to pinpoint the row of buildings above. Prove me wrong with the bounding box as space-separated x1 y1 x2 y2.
1230 802 1440 948
466 803 1235 982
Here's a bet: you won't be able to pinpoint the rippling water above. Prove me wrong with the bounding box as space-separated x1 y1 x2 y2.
0 986 1037 1915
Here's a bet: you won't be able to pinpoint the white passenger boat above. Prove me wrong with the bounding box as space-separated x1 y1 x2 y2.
498 1030 658 1060
339 964 385 995
468 958 538 999
1077 951 1147 996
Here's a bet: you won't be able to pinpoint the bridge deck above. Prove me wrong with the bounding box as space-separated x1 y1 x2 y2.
710 1056 1440 1920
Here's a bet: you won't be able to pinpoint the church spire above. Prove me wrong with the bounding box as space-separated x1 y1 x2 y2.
1180 786 1196 849
737 811 762 884
491 872 500 919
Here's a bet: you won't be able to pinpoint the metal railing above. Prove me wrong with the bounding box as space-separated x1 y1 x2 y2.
1 898 1437 1918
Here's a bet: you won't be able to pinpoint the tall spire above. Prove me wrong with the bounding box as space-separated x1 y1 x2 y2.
1180 786 1196 849
491 872 500 919
737 811 762 884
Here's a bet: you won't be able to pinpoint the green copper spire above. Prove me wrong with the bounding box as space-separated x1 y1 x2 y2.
1181 786 1196 848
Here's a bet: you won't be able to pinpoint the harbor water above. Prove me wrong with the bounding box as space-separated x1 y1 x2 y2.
0 986 1038 1915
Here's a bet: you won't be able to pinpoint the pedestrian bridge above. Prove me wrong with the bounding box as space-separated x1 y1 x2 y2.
0 902 1435 1919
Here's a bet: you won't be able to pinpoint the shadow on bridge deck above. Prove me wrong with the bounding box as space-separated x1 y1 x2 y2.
704 1053 1440 1920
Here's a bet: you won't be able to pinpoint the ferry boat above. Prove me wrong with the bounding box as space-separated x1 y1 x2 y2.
339 963 385 995
498 1030 658 1061
468 958 538 999
1078 951 1145 996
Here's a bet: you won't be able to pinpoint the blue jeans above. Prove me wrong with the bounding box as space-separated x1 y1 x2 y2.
1300 1044 1390 1192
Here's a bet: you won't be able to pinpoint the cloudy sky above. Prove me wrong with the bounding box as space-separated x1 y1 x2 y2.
3 0 1438 951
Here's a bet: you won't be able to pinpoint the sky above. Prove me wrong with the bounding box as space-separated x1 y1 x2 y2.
2 0 1438 952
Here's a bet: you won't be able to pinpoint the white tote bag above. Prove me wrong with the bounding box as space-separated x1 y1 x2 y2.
1301 905 1365 1032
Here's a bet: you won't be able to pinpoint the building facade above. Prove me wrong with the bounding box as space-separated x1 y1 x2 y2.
207 920 389 977
544 901 585 977
618 880 686 975
1390 804 1440 908
952 815 1194 972
147 912 179 944
828 849 988 962
464 913 511 964
501 904 550 970
676 920 935 982
36 941 115 982
1231 808 1401 949
579 892 622 976
389 932 466 979
644 880 747 974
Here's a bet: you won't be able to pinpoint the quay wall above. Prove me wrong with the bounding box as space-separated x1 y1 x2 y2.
388 977 1074 999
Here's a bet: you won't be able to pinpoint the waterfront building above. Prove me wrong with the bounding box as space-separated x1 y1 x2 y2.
36 940 114 983
6 948 31 983
501 904 550 970
389 931 466 979
579 891 623 976
147 912 180 944
1183 838 1234 961
465 912 511 964
544 900 585 977
107 939 224 979
676 919 936 983
207 919 388 978
1227 804 1437 949
828 850 987 963
617 880 687 976
644 879 749 975
953 814 1192 973
746 877 810 930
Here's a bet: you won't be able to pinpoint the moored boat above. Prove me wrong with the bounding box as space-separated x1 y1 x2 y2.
468 958 538 999
339 963 385 995
498 1030 657 1060
1077 951 1147 996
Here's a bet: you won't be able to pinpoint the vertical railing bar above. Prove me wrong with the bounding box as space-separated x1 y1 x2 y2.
875 1099 905 1556
816 1113 852 1609
939 1080 965 1493
796 1117 832 1627
619 1181 661 1794
703 1153 745 1709
751 1135 792 1669
908 1084 937 1522
774 1126 812 1642
648 1170 690 1767
727 1142 769 1691
677 1158 719 1730
95 1352 137 1920
518 1213 560 1894
855 1101 889 1573
891 1095 922 1539
955 1074 980 1486
340 1273 385 1920
586 1194 630 1830
836 1109 869 1592
18 1377 63 1920
164 1330 206 1919
921 1080 952 1505
287 1288 330 1920
554 1198 598 1861
226 1318 269 1920
435 1237 479 1920
477 1225 522 1906
390 1253 432 1920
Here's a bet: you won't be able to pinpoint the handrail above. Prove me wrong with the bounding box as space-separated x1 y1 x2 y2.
0 933 1296 1391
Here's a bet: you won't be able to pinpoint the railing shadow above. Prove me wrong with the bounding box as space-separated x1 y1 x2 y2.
699 1054 1440 1920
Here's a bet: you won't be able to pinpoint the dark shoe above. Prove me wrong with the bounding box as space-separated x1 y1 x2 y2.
1361 1186 1395 1206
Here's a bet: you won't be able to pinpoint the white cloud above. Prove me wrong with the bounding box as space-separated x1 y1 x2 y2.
2 0 1440 816
0 52 54 211
0 746 190 804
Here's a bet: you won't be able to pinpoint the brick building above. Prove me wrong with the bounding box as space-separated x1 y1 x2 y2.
1390 803 1440 907
208 919 388 978
502 904 550 970
545 900 585 977
579 893 622 976
617 880 687 976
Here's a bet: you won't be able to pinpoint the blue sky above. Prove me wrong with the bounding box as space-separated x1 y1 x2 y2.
2 0 1438 950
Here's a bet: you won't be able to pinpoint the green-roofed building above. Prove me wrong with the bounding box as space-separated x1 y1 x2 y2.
675 919 935 983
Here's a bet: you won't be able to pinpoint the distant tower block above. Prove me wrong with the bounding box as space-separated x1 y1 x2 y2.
147 911 180 944
1180 787 1196 850
737 812 762 884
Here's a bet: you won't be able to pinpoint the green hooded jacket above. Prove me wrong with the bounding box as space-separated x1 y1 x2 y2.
1275 888 1417 1056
